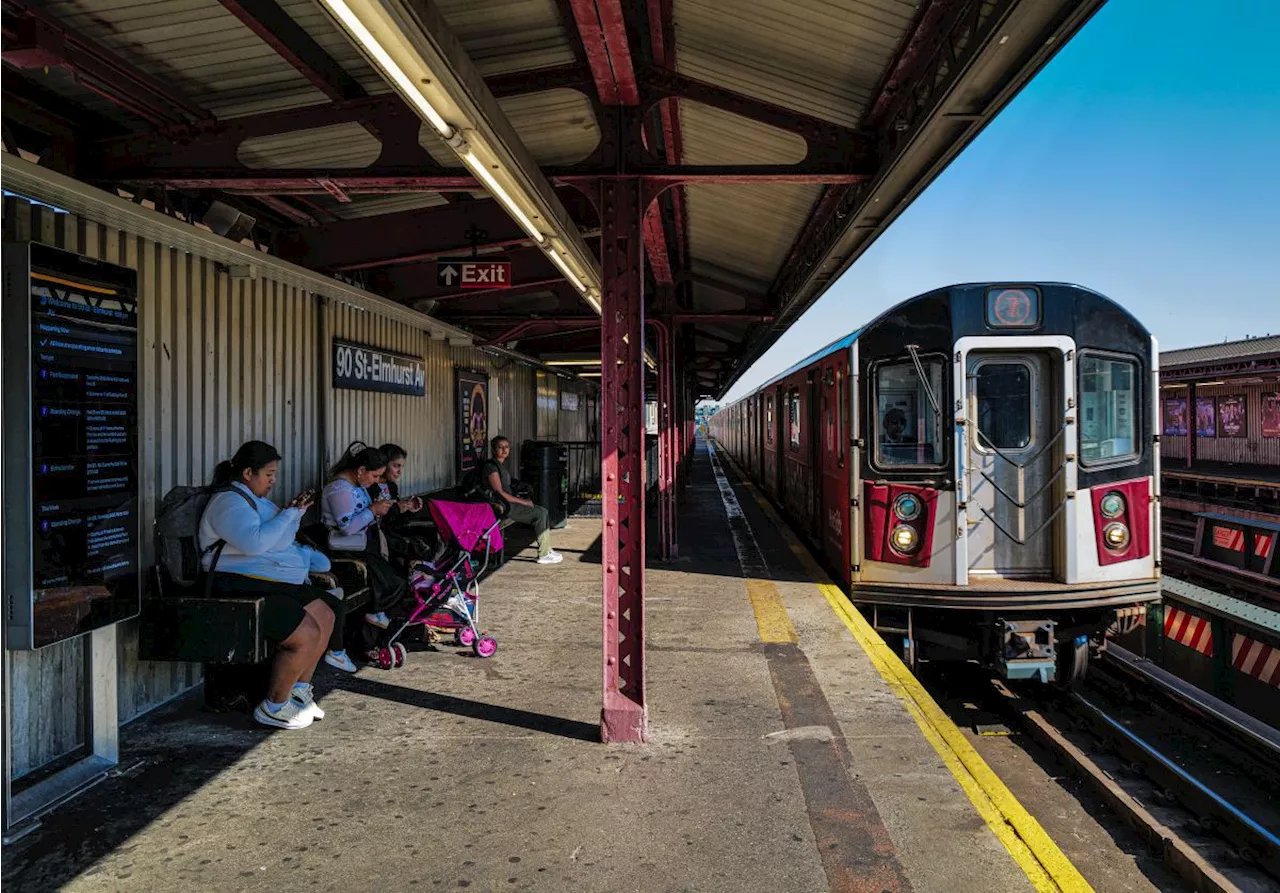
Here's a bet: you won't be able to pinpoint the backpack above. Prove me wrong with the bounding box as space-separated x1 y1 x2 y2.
459 460 496 500
155 485 256 593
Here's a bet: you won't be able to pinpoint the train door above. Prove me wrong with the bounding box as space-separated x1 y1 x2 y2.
774 385 786 501
964 350 1064 579
808 371 821 536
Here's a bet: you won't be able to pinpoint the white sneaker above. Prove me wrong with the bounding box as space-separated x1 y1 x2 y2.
537 551 563 565
365 612 390 628
253 699 313 730
324 649 357 673
290 684 325 720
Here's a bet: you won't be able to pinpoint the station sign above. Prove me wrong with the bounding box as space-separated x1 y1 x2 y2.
332 338 425 397
436 258 512 290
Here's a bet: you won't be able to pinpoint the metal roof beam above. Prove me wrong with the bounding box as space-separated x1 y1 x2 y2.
89 64 591 170
565 0 640 106
274 188 597 269
217 0 367 101
1 1 210 126
101 163 871 192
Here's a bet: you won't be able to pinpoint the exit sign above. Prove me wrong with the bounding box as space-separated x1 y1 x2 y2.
436 259 512 289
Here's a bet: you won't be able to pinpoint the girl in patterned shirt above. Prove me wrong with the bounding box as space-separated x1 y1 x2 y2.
321 442 407 636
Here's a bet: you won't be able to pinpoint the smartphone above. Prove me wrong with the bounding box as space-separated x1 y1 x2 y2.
294 488 316 506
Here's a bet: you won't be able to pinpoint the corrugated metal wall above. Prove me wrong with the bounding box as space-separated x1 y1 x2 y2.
1159 382 1280 466
535 371 559 439
556 380 594 442
3 196 321 776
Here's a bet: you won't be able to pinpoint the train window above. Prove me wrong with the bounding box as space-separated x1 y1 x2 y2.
788 390 801 448
766 397 774 445
975 363 1032 450
875 359 944 467
1079 354 1139 464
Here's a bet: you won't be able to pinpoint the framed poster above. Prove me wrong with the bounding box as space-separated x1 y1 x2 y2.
1217 395 1247 438
560 390 579 411
455 369 489 480
1195 396 1217 438
1263 392 1280 438
1162 397 1188 436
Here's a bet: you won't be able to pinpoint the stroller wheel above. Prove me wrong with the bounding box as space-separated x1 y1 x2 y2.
456 627 476 647
375 647 394 670
473 635 498 659
392 643 408 667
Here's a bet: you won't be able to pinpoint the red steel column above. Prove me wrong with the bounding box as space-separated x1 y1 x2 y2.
600 177 647 742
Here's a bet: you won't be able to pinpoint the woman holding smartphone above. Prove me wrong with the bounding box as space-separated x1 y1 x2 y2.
369 443 431 563
322 442 407 641
200 440 347 729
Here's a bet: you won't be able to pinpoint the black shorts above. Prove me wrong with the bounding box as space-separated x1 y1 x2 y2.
210 574 331 643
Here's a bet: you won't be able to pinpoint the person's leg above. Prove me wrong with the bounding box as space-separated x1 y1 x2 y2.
506 502 553 558
266 612 323 703
296 599 334 685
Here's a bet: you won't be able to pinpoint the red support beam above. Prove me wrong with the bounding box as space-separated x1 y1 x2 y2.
599 176 647 742
217 0 366 101
274 191 596 270
109 165 869 194
566 0 640 106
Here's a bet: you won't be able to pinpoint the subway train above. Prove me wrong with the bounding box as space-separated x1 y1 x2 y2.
711 282 1160 683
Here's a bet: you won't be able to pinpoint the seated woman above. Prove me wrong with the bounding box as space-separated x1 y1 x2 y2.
199 440 345 730
369 443 432 564
322 442 407 633
483 435 562 565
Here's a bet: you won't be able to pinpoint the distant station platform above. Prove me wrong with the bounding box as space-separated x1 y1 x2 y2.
2 440 1090 893
1164 461 1280 489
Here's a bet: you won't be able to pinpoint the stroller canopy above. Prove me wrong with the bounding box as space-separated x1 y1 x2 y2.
429 499 504 553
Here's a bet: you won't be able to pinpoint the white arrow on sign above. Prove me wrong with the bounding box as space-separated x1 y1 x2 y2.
440 265 458 285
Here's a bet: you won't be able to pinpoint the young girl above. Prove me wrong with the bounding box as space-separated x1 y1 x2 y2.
322 442 407 637
369 443 432 564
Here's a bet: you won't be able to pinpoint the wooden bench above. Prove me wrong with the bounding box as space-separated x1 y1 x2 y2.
139 558 373 710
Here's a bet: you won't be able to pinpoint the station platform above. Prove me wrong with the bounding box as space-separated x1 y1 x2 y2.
3 442 1087 893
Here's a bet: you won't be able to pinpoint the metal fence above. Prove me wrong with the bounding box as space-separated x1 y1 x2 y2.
563 435 660 516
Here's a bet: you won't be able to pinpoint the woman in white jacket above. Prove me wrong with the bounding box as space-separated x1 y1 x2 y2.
200 441 345 730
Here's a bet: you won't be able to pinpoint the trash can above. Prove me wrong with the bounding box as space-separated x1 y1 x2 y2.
521 440 569 529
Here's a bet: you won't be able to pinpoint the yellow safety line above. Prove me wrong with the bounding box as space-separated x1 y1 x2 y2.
746 578 799 644
727 457 1093 893
32 271 119 295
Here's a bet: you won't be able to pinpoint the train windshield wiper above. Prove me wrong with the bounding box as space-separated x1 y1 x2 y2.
905 343 941 416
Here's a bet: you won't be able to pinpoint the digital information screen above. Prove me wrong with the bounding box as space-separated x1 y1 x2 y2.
5 243 141 649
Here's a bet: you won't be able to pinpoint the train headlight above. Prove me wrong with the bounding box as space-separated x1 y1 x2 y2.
893 493 922 522
1099 491 1125 519
890 524 919 554
1102 522 1130 551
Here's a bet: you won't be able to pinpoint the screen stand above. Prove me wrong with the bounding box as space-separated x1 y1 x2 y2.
2 625 119 839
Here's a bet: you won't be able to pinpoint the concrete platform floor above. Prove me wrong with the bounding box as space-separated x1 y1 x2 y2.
4 443 1041 893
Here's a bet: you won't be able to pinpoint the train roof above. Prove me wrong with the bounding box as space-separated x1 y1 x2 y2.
727 281 1125 407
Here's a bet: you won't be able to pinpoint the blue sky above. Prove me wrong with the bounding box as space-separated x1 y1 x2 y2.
721 0 1280 403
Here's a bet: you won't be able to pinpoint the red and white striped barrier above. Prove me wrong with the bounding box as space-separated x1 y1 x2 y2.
1210 525 1274 558
1231 633 1280 689
1164 606 1214 656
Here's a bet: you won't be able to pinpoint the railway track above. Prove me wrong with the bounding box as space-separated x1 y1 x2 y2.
991 646 1280 892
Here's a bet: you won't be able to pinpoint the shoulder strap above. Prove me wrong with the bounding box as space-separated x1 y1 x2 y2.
201 486 261 594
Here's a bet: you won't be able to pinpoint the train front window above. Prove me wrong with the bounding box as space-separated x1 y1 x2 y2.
875 359 944 467
1079 354 1138 464
976 363 1031 450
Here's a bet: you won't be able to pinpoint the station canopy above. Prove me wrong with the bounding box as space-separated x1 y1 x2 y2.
2 0 1102 398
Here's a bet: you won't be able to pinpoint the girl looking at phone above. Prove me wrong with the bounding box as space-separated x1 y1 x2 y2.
200 440 345 729
322 442 407 642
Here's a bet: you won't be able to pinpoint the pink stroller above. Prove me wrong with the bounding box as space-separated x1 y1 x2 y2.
380 499 504 663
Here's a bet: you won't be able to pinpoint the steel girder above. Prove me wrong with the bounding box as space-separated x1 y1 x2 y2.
599 177 647 743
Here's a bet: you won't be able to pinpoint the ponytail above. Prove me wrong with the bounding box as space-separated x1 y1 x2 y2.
329 440 388 478
212 440 282 486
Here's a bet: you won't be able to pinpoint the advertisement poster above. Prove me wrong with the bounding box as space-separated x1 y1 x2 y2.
456 369 489 480
1218 395 1247 438
1195 396 1217 438
1162 397 1188 436
1263 392 1280 438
